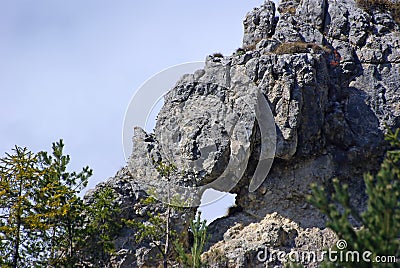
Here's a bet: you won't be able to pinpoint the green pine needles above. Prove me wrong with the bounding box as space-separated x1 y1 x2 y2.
0 140 122 267
308 128 400 267
82 186 122 266
176 212 209 268
0 140 92 267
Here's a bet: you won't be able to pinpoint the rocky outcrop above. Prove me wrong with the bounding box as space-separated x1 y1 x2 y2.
203 213 337 268
86 0 400 267
84 168 192 268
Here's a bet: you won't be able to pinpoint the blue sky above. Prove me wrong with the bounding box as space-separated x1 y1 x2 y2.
0 0 268 220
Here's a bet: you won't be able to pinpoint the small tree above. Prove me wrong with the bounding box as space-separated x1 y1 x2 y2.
0 140 92 267
0 146 41 267
308 128 400 267
81 186 122 266
125 195 179 268
36 140 92 267
125 160 195 267
154 160 178 268
176 212 209 268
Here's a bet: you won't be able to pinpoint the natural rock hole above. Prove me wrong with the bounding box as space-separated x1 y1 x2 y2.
144 96 237 224
197 188 236 224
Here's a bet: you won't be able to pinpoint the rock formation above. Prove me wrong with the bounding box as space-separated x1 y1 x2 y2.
86 0 400 266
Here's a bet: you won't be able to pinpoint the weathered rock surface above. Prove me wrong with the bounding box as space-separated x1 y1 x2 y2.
203 212 337 268
86 0 400 267
84 168 192 268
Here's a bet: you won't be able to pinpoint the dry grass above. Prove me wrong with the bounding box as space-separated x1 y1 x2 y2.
212 52 224 58
243 43 257 51
273 42 328 55
279 6 296 15
356 0 400 24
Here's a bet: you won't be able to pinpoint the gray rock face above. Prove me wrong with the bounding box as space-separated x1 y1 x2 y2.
243 1 278 47
130 58 273 206
85 0 400 267
84 168 192 268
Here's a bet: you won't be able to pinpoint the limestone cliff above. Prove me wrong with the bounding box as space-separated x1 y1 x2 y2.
85 0 400 267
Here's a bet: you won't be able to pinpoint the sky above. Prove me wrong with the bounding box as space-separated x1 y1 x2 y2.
0 0 269 221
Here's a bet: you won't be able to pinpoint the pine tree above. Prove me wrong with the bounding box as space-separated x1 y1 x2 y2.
82 186 122 266
125 194 180 267
308 128 400 267
0 140 92 267
125 160 188 267
176 212 209 268
0 146 42 267
189 212 208 268
155 161 177 268
35 140 92 267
